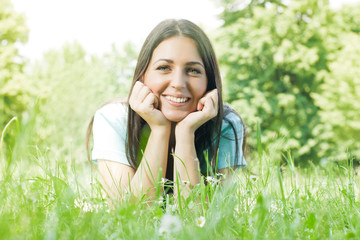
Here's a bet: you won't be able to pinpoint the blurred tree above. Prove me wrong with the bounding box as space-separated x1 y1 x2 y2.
0 0 31 150
312 32 360 161
215 0 359 163
28 42 137 158
339 3 360 33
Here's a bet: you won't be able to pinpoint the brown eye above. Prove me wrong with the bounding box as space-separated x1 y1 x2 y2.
187 68 201 75
156 65 171 71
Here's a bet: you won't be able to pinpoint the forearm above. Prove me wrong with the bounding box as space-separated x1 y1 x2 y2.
173 130 201 198
130 127 170 198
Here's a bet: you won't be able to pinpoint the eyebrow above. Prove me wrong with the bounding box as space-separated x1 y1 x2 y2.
153 59 205 69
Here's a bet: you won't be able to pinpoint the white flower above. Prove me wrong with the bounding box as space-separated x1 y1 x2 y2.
250 175 258 181
196 216 206 228
157 196 164 205
160 178 167 186
216 173 226 179
206 176 214 183
182 180 190 185
206 176 219 185
158 214 182 235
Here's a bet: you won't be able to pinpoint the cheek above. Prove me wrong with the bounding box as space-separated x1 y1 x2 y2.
143 75 167 96
192 79 208 100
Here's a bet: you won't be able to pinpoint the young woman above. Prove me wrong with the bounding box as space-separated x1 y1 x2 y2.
87 19 247 200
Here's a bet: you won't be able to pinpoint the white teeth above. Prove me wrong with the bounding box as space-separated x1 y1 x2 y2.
165 96 189 103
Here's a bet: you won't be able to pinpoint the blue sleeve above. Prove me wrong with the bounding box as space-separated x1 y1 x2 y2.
217 112 247 170
91 103 132 167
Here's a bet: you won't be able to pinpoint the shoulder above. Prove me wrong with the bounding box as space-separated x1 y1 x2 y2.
93 102 128 132
221 107 245 138
91 101 131 166
95 102 128 122
96 101 128 115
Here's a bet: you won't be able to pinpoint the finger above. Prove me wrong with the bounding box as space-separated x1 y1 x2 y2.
203 91 218 111
197 97 205 111
211 89 218 110
209 89 218 100
207 90 218 112
143 92 156 109
197 101 203 111
197 89 218 111
137 85 152 103
129 81 143 103
202 97 214 112
203 98 219 119
197 92 209 111
153 94 159 109
132 81 144 95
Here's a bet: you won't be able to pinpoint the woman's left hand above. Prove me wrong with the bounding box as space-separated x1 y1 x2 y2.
176 89 218 134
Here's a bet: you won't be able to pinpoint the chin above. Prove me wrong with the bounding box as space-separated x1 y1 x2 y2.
162 110 189 123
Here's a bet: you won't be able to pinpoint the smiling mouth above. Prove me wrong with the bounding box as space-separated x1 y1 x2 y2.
165 96 190 103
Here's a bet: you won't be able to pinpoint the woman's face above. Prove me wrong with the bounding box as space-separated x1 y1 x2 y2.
143 36 208 122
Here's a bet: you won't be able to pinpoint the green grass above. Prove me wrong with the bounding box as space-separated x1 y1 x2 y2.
0 120 359 240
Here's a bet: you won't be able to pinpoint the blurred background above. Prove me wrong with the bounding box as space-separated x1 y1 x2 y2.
1 0 360 166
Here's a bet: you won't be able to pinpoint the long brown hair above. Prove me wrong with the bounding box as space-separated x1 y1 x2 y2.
86 19 246 172
126 19 223 170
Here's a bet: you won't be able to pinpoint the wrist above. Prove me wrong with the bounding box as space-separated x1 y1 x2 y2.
175 126 195 143
150 124 171 136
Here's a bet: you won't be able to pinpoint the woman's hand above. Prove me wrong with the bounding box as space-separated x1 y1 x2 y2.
176 89 218 135
129 81 170 130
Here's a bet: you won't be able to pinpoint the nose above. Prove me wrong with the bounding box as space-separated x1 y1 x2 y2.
170 68 187 89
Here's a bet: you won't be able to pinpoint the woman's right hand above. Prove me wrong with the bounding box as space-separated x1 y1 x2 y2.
129 81 170 130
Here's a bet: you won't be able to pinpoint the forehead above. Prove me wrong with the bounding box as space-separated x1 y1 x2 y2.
151 36 203 63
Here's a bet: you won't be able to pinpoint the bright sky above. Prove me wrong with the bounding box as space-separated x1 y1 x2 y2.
12 0 360 61
12 0 223 61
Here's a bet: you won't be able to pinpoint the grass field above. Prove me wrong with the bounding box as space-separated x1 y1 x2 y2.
1 119 359 240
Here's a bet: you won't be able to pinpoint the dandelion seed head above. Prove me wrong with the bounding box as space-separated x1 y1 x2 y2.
158 214 182 235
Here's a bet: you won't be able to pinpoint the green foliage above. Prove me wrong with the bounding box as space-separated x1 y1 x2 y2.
0 0 138 171
27 42 137 158
215 0 360 162
1 137 359 239
0 0 31 150
340 3 360 33
312 32 360 161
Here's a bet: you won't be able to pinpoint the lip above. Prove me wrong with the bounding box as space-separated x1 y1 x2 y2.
162 95 190 107
163 93 190 98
